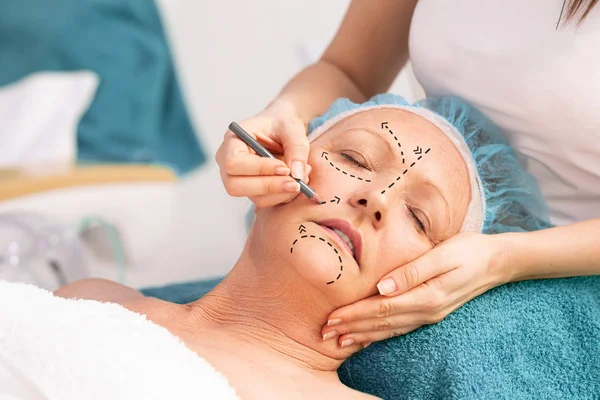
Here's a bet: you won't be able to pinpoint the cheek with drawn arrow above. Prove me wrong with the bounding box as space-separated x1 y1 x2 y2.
290 224 344 285
319 196 340 205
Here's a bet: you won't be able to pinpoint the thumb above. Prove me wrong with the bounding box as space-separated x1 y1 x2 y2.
274 119 310 180
377 249 445 296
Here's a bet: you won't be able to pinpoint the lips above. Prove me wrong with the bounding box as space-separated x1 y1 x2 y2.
317 219 362 267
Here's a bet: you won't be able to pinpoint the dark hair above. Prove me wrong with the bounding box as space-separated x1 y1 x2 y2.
564 0 598 25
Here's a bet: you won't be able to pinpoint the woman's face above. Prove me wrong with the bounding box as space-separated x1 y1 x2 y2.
252 108 471 306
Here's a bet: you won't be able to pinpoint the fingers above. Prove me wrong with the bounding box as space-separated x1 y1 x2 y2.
217 114 312 206
273 118 310 179
321 281 462 347
224 153 290 177
223 175 301 198
248 165 312 208
249 191 301 208
326 292 427 324
377 246 454 296
334 325 423 349
217 131 290 176
322 313 427 343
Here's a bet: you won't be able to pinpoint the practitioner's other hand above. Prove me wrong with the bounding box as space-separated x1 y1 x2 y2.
321 232 514 347
216 102 312 208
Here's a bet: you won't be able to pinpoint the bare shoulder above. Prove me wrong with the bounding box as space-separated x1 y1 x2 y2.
54 278 183 321
53 278 145 303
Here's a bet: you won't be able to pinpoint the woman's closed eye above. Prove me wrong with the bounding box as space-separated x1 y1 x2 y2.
407 206 426 233
340 151 371 170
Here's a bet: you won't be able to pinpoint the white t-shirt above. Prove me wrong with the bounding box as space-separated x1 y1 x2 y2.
409 0 600 226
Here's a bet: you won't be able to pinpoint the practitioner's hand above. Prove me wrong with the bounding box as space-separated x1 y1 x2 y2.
216 102 312 208
321 232 514 348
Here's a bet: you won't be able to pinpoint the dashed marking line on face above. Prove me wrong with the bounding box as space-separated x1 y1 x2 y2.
321 152 371 182
292 225 345 285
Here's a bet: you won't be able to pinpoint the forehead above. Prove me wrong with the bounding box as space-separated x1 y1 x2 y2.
328 108 444 142
323 108 462 162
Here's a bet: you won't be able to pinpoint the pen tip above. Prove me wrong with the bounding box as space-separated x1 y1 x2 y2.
312 193 322 204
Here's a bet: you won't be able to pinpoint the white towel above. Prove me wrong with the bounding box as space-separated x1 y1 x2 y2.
0 280 239 400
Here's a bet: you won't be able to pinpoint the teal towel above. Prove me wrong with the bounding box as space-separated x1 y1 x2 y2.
0 0 205 175
142 276 600 398
340 276 600 399
141 277 223 305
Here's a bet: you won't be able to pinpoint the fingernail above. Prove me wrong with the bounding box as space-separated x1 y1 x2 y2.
327 318 342 326
283 181 300 192
322 331 338 341
362 342 372 349
305 164 312 180
275 166 290 176
340 339 355 348
291 161 304 179
377 278 397 295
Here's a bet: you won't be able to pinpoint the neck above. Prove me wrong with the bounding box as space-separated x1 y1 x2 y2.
186 248 347 373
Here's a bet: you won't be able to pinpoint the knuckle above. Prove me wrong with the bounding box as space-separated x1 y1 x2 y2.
292 140 310 153
267 178 281 195
278 117 302 132
424 290 444 310
223 157 237 174
259 163 270 176
262 161 278 176
376 300 394 318
375 319 393 331
427 312 446 324
252 196 269 208
390 329 405 338
340 325 354 334
224 128 235 139
403 264 420 288
225 180 241 197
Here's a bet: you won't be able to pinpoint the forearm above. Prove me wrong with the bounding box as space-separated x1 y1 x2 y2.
271 60 367 127
506 218 600 281
268 0 416 126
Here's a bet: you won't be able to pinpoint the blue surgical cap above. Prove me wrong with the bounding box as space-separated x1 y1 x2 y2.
307 94 552 233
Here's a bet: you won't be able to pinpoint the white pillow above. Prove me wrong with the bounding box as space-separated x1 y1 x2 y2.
0 71 99 168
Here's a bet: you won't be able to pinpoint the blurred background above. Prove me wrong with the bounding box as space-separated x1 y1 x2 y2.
0 0 423 290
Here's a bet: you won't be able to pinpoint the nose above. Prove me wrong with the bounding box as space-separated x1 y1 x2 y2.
352 190 389 227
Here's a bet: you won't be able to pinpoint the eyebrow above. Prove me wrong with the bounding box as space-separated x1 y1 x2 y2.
346 127 394 154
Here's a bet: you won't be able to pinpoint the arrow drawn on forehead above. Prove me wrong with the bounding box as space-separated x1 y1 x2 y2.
381 122 405 164
380 121 431 195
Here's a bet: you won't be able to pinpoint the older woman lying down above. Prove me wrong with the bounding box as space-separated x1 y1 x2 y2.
14 95 585 399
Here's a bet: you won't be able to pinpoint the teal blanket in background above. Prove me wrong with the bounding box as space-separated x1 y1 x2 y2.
0 0 206 175
142 275 600 399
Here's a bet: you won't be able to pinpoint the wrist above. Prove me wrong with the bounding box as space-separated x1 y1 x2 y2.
498 231 542 283
265 97 297 114
263 98 308 128
493 232 524 284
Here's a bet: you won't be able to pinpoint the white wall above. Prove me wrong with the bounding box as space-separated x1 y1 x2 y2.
145 0 423 284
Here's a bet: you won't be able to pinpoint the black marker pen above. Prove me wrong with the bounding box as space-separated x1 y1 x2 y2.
229 122 322 204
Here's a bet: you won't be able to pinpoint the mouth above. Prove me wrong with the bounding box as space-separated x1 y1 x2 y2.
316 219 362 267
